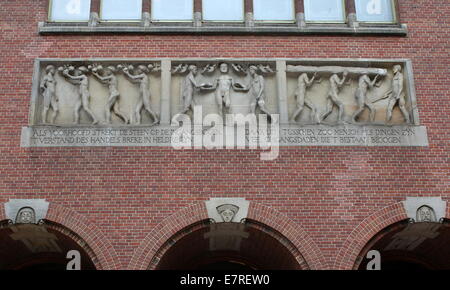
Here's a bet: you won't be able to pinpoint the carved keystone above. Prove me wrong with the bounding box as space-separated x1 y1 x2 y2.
4 199 49 224
403 197 446 223
205 198 250 223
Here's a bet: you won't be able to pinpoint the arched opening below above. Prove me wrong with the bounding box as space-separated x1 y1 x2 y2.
154 220 305 270
0 221 96 270
356 219 450 270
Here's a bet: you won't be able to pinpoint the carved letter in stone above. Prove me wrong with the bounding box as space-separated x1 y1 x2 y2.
40 65 59 124
290 72 320 124
321 71 348 123
216 204 240 222
122 65 159 125
386 65 410 124
15 207 36 224
60 66 99 125
91 65 128 124
352 74 381 123
416 205 437 222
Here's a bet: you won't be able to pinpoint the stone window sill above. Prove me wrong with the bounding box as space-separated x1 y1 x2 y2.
38 21 408 36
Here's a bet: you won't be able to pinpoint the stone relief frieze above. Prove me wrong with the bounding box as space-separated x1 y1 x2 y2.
22 58 427 147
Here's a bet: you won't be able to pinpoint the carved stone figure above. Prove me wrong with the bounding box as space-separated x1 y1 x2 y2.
61 66 99 125
416 205 436 222
352 74 380 123
40 65 59 124
207 63 245 117
92 65 128 124
290 72 320 124
321 71 348 123
216 204 240 223
15 207 36 224
123 65 159 125
386 65 410 123
237 66 273 119
176 65 206 116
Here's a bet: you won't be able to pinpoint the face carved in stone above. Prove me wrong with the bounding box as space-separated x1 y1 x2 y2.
220 63 229 73
46 65 55 75
189 65 198 75
216 204 239 223
15 207 36 224
393 65 402 74
416 206 436 222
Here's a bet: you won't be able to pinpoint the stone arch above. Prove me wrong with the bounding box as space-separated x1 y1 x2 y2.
0 201 120 270
128 201 326 270
333 202 409 270
335 199 450 270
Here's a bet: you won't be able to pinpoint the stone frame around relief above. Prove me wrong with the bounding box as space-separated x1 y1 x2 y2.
22 58 428 148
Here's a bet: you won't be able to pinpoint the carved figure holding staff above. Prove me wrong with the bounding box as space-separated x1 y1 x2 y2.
386 65 410 123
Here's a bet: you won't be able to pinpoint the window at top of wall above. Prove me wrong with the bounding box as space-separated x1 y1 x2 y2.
49 0 91 22
304 0 346 23
100 0 142 21
355 0 396 23
151 0 194 21
253 0 295 22
202 0 244 22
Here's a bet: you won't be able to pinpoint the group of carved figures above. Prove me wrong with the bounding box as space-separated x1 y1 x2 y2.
39 62 411 126
40 64 160 125
173 62 274 123
289 64 410 124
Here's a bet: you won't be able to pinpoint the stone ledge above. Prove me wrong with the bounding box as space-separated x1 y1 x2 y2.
38 22 408 36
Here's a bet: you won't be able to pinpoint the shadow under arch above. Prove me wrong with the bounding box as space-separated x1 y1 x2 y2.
354 219 450 270
333 201 450 270
0 201 120 270
129 202 327 270
0 219 98 270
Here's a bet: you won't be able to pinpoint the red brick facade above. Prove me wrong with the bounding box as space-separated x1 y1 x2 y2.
0 0 448 269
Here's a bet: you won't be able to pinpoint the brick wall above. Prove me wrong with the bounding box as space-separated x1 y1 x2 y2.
0 0 448 269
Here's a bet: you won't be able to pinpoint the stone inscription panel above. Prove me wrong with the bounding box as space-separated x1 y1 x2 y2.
21 125 428 147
